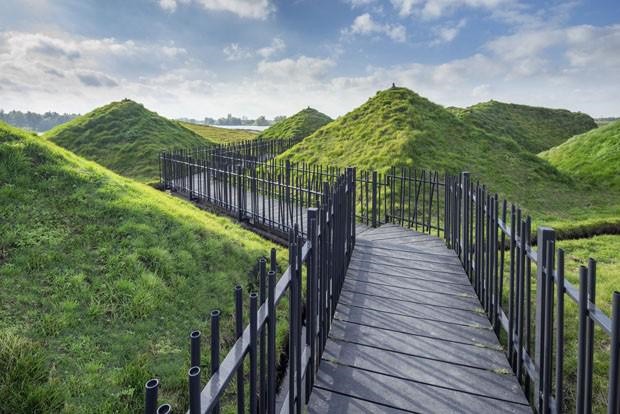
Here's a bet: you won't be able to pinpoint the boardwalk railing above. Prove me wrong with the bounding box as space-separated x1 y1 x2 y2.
161 151 445 238
445 172 619 413
145 167 356 413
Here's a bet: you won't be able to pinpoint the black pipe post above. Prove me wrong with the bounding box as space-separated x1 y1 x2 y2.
371 170 377 228
235 285 244 413
157 404 172 414
576 266 588 414
189 330 201 369
608 292 620 414
144 378 159 414
258 258 267 413
188 366 201 414
249 292 258 414
267 270 277 414
210 309 221 414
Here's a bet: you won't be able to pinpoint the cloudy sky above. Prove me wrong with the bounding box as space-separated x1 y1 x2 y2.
1 0 619 119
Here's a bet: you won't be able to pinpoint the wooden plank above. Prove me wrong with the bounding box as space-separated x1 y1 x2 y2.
308 387 411 413
314 361 531 414
322 340 528 404
353 243 463 266
336 291 491 327
328 319 508 369
345 268 474 294
334 305 499 346
342 279 482 311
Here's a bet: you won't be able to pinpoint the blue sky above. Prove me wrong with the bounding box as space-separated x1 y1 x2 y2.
1 0 619 118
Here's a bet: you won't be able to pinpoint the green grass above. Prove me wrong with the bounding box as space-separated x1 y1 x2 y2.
540 120 620 191
279 87 620 235
180 122 258 144
257 107 332 141
45 99 212 183
450 100 597 153
0 120 285 412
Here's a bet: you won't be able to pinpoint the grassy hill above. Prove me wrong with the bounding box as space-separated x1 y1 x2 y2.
540 120 620 190
257 107 332 141
279 87 619 234
450 100 597 153
180 122 258 144
45 99 211 182
0 121 281 412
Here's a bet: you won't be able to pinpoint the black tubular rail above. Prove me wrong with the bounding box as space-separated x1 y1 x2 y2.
145 167 357 413
445 172 620 414
160 151 444 239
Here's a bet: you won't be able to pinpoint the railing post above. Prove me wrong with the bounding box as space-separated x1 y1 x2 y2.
306 208 318 402
234 285 244 413
534 226 555 411
461 172 470 274
267 270 277 414
371 170 378 228
210 309 221 414
608 292 620 414
237 166 243 221
144 378 159 414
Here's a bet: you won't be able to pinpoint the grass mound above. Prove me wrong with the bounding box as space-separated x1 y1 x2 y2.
0 121 280 412
540 120 620 190
279 87 619 233
451 100 597 153
45 99 210 182
180 122 258 144
258 107 332 141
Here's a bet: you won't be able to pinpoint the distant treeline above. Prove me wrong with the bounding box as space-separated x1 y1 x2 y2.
595 117 619 126
0 110 79 132
179 113 287 126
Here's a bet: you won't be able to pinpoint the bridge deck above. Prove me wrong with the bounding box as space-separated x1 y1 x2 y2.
308 223 531 413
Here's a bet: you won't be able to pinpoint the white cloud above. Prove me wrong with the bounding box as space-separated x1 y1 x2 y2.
257 56 335 81
346 0 377 7
222 43 252 61
158 0 274 19
344 13 407 42
392 0 506 19
432 18 467 44
223 37 285 61
257 37 285 58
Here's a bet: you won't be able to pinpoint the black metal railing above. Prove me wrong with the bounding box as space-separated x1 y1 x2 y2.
445 172 619 414
144 168 356 413
160 150 445 239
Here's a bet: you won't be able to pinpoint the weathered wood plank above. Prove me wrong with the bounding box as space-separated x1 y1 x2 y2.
322 340 528 403
314 361 531 414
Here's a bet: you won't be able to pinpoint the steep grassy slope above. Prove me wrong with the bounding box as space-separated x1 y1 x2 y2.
540 120 620 190
181 122 258 143
280 88 620 234
0 121 281 412
258 107 332 141
45 100 210 182
451 101 597 153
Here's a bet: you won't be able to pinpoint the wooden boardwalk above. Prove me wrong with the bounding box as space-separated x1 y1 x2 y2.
308 223 531 413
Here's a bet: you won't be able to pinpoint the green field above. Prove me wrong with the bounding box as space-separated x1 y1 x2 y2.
0 121 284 412
180 122 259 144
450 100 596 153
45 100 213 183
540 120 620 191
257 107 332 141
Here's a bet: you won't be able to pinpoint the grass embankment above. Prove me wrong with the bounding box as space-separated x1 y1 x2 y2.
180 122 258 144
279 87 620 235
450 100 596 153
0 121 285 412
258 107 332 141
540 120 620 191
45 99 211 183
